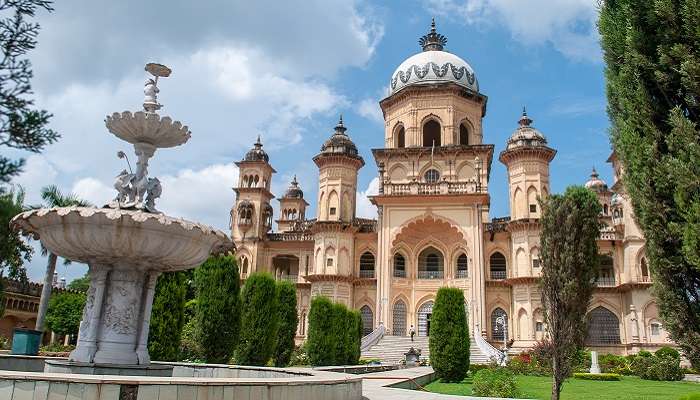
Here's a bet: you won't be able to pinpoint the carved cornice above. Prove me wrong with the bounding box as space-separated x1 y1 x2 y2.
505 277 540 285
486 280 511 288
507 218 541 232
380 82 488 117
353 278 378 286
499 146 557 165
234 159 277 173
304 274 356 283
313 153 364 170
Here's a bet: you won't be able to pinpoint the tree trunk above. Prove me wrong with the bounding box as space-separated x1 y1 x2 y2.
552 357 561 400
35 253 58 332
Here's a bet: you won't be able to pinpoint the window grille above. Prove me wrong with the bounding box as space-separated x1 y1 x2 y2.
359 252 375 278
392 301 407 336
491 307 508 341
418 247 444 279
424 169 440 183
360 305 373 336
536 321 544 332
650 323 661 336
490 252 507 280
393 254 406 278
456 254 468 278
586 306 621 345
418 301 434 336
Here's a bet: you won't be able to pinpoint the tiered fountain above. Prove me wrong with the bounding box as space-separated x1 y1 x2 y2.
11 63 232 374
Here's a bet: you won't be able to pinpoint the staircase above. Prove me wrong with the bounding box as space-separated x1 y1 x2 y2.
361 335 492 365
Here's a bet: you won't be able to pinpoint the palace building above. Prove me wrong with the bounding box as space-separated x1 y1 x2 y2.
230 21 669 359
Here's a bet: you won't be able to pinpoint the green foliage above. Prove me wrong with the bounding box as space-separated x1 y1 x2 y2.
0 0 58 184
599 354 632 375
331 302 347 364
348 309 362 365
39 343 74 354
0 188 31 283
194 254 240 364
471 368 520 398
272 280 298 367
307 296 335 366
429 287 470 382
630 351 684 381
679 394 700 400
236 272 278 366
289 344 310 366
148 271 187 361
67 274 89 292
45 292 85 335
656 346 681 360
599 0 700 367
539 186 601 397
573 373 621 381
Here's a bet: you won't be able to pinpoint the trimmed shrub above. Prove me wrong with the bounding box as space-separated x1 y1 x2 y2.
331 302 348 364
194 255 241 364
630 351 684 381
656 346 681 360
599 354 631 375
347 309 362 365
148 271 187 361
273 281 298 367
236 272 279 366
429 287 470 382
472 368 520 398
573 372 621 381
307 296 336 366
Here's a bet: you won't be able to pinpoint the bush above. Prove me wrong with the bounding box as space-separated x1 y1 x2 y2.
307 296 336 366
472 368 520 398
45 292 86 335
630 351 684 381
289 344 309 366
236 272 279 366
429 287 470 382
347 309 362 365
656 346 680 360
194 255 241 364
573 372 621 381
599 354 631 375
148 271 187 361
272 281 298 367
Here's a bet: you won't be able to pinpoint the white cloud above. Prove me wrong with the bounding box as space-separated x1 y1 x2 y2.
72 177 114 206
427 0 601 62
13 155 59 204
357 98 384 123
356 177 380 218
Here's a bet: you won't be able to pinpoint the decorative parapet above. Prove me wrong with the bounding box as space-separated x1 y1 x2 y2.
599 226 622 241
267 232 313 242
382 180 484 196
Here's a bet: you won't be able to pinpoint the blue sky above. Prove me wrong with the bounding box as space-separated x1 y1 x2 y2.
12 0 611 283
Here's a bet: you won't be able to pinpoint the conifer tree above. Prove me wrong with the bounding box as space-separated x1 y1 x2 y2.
539 186 600 400
307 296 335 366
429 287 470 382
148 271 187 361
236 272 279 366
599 0 700 366
273 280 298 367
194 255 240 364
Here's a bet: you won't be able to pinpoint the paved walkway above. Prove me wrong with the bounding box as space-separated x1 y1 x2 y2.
361 366 522 400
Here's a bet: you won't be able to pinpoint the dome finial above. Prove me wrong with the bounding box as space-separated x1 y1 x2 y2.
335 114 347 134
591 166 599 177
518 107 533 127
292 174 298 185
419 18 447 51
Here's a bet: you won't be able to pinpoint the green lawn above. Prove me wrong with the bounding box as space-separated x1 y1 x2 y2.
425 374 700 399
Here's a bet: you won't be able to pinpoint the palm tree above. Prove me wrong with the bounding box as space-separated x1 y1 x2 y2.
34 185 92 334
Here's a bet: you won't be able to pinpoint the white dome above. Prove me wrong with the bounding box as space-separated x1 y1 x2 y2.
390 50 478 96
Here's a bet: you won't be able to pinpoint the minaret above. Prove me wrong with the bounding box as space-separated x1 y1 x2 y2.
499 109 556 278
277 175 308 232
308 116 364 306
231 136 276 276
585 167 612 217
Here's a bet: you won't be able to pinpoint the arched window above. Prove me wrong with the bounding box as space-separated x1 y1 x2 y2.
456 253 468 278
424 169 440 183
422 119 441 147
459 123 469 145
489 252 507 280
360 305 373 336
418 301 434 336
597 255 615 286
397 127 405 148
359 252 375 278
586 306 620 345
241 257 249 277
603 204 609 215
393 253 406 278
392 300 407 336
491 307 508 341
640 258 650 282
418 246 444 279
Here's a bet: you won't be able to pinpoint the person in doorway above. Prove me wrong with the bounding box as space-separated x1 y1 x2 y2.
409 325 415 342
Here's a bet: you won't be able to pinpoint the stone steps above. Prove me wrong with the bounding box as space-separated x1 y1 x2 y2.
361 335 492 365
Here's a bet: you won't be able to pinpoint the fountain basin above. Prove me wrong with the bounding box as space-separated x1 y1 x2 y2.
105 111 190 148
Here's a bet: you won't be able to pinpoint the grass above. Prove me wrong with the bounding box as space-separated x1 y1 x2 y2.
425 374 700 399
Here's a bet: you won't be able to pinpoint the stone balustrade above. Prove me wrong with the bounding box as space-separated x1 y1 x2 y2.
383 180 483 196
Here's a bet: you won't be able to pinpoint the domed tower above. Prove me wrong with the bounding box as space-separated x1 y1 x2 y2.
308 117 364 306
277 175 308 232
585 167 612 217
499 109 556 278
231 136 276 275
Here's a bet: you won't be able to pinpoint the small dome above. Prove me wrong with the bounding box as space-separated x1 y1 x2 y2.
389 20 478 96
506 109 548 150
283 175 304 199
243 136 269 162
611 193 622 206
319 116 361 158
585 168 608 192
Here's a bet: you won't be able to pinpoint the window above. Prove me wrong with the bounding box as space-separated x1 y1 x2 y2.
491 308 508 341
651 322 661 336
489 252 507 280
397 127 405 148
532 259 540 269
640 258 650 281
418 246 444 279
459 123 469 145
536 322 544 332
393 253 406 278
597 255 615 286
359 252 375 278
422 119 441 147
329 207 336 215
529 204 537 213
603 204 609 215
393 300 407 336
456 253 468 278
326 258 333 267
586 306 621 345
360 306 373 336
424 169 440 183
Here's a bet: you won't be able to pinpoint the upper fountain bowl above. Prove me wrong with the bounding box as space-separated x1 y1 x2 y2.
105 111 191 148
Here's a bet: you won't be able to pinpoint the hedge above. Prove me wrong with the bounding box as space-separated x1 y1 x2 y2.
148 271 187 361
429 287 470 382
307 296 361 366
273 281 298 367
236 272 279 366
573 373 621 381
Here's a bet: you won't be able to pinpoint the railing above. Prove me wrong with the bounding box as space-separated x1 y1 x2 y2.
639 276 651 283
456 270 468 279
417 270 444 279
361 323 385 352
382 180 483 196
490 270 507 280
474 323 507 366
599 226 622 241
277 275 299 283
596 277 616 287
267 232 313 241
359 270 375 278
393 270 406 278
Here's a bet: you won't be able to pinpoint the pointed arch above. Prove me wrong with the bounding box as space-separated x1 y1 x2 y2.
516 247 528 277
422 118 441 147
527 185 539 217
459 121 469 145
327 190 339 220
389 164 408 182
318 191 326 219
586 306 621 345
489 251 507 280
491 307 508 341
517 308 529 340
360 305 374 336
392 298 408 336
417 245 445 279
393 123 406 148
341 190 352 221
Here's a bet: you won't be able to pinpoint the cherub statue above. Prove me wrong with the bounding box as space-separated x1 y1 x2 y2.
113 169 134 205
144 177 162 212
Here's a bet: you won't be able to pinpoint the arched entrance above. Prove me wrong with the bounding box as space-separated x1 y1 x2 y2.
417 301 434 337
392 300 407 336
360 305 373 336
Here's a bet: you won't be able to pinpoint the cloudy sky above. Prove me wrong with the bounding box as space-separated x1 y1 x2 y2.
11 0 610 283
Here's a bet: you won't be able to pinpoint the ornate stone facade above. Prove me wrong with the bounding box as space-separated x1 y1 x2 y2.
231 23 670 354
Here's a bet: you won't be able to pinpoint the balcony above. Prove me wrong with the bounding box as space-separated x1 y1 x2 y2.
418 270 444 279
456 270 468 279
490 270 507 280
359 270 375 278
393 270 406 278
382 180 484 196
277 275 299 283
267 232 313 241
596 277 616 287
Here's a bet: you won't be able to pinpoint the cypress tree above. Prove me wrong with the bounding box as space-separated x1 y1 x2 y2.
194 255 241 364
307 296 335 366
539 186 600 400
236 272 279 365
347 309 362 365
429 287 470 382
273 280 298 367
599 0 700 366
148 271 187 361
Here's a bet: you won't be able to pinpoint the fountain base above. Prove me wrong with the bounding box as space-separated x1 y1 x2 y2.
44 359 173 376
